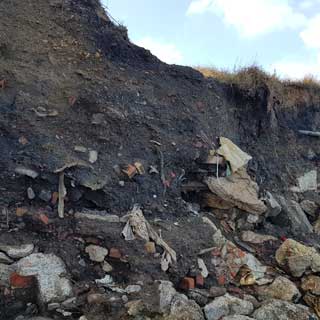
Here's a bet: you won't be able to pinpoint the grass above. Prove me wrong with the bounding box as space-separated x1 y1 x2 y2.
196 65 320 91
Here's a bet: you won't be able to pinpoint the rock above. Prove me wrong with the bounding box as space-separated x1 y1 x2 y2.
85 245 108 262
301 275 320 295
102 261 113 273
187 289 210 306
91 113 104 125
15 166 39 179
0 244 34 259
204 294 254 320
0 252 13 264
198 258 209 278
27 187 36 200
168 294 205 320
87 293 107 304
265 192 281 217
276 239 320 277
38 189 52 202
158 280 177 314
125 284 142 294
89 150 98 164
145 241 156 254
253 299 316 320
95 275 113 287
74 145 87 153
126 300 144 316
16 253 73 303
291 170 317 193
300 200 318 216
206 168 267 215
257 276 301 302
277 197 313 235
314 218 320 235
0 263 14 285
75 211 120 223
209 286 227 298
241 231 277 244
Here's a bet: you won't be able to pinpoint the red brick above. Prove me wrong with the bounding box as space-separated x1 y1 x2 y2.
180 277 195 291
196 275 204 287
109 248 122 259
10 273 34 289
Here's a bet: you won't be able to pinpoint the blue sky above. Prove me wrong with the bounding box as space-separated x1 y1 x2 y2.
103 0 320 79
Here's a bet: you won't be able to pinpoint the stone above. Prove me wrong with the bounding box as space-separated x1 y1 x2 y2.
209 286 227 298
75 211 120 223
300 200 318 216
253 299 316 320
0 244 34 259
196 275 204 287
222 317 254 320
265 192 281 217
257 276 301 302
15 166 39 179
125 284 142 294
0 263 14 286
158 280 177 314
168 294 205 320
0 252 13 264
38 189 52 202
197 258 209 278
126 300 144 316
145 241 156 254
241 231 277 244
109 247 121 259
89 150 98 164
102 261 113 273
91 113 104 125
85 245 108 262
74 145 87 153
61 297 77 309
301 275 320 295
291 170 317 193
187 289 210 306
95 275 113 287
16 253 72 303
276 239 320 277
204 294 254 320
277 197 313 235
27 187 36 200
87 293 107 304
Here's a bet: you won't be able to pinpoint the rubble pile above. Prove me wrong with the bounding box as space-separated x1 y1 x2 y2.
2 0 320 319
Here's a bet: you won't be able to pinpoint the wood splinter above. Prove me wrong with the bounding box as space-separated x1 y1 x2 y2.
58 171 67 219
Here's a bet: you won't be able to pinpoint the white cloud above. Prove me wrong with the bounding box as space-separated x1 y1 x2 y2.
134 37 183 64
300 14 320 49
270 53 320 79
187 0 306 38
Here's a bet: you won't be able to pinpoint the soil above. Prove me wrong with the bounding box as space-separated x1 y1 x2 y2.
1 0 320 319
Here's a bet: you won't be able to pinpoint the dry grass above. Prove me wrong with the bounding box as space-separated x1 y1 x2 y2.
196 65 320 91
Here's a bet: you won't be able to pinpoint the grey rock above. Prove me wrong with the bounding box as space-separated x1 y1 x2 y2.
0 252 13 264
204 294 254 320
277 197 313 235
38 189 52 202
253 299 316 320
0 263 14 285
158 280 177 314
0 244 34 259
209 286 227 298
75 211 120 223
91 113 104 125
15 166 39 179
16 253 73 303
187 289 210 306
265 192 281 217
169 294 204 320
125 284 142 294
27 187 36 200
89 150 98 164
300 200 318 216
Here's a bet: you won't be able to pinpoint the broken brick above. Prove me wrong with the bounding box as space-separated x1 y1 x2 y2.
109 248 122 259
196 274 204 287
51 191 59 206
122 164 137 179
145 241 156 254
37 213 49 225
180 277 195 291
10 272 34 289
16 207 28 217
217 274 227 286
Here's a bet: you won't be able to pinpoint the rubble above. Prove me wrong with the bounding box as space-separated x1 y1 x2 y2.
0 252 13 264
85 245 108 262
0 244 34 259
265 192 281 217
241 231 277 244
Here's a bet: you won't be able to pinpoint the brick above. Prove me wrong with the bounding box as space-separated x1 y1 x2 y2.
180 277 195 291
109 248 121 259
122 164 137 178
145 241 156 254
51 192 59 206
10 272 34 289
196 275 204 287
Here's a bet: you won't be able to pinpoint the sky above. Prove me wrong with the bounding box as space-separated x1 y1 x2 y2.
102 0 320 79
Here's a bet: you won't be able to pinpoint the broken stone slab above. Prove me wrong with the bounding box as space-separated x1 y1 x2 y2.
277 197 313 235
204 294 254 320
217 137 252 173
85 245 108 262
205 168 267 215
14 166 39 179
75 211 120 223
168 294 205 320
300 200 318 217
265 192 281 217
0 244 34 259
241 231 277 244
291 170 317 193
0 252 13 264
253 299 316 320
276 239 320 277
257 276 301 302
16 253 73 303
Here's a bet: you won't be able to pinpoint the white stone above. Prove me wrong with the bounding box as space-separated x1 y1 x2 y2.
85 245 108 262
89 150 98 164
125 285 142 294
0 244 34 259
